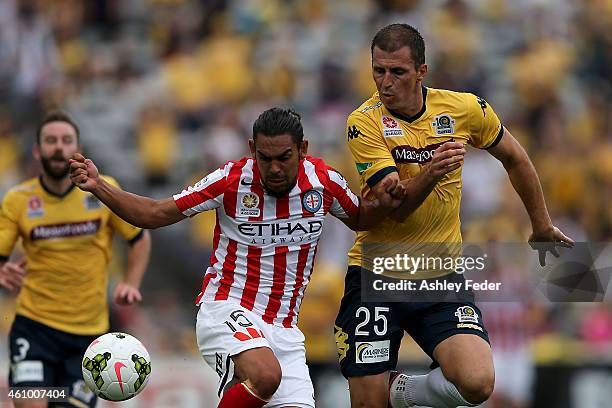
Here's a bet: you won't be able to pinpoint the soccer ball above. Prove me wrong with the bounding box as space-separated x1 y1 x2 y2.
82 332 152 401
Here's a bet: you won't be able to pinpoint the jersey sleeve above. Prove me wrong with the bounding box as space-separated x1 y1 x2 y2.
346 111 397 190
467 93 504 149
173 165 228 217
0 191 21 260
326 168 360 219
104 176 144 241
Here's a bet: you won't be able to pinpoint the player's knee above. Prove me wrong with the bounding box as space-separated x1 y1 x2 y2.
456 371 494 405
14 400 48 408
351 399 385 408
248 365 282 400
349 378 388 408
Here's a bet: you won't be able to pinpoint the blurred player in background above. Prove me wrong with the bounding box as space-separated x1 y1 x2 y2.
334 24 574 408
68 107 460 408
0 111 151 408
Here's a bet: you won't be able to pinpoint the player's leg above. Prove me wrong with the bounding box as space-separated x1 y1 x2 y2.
57 332 99 407
258 324 314 408
230 346 282 400
8 316 59 408
389 300 494 408
12 398 47 408
196 301 281 408
348 372 390 407
432 333 494 404
334 267 404 408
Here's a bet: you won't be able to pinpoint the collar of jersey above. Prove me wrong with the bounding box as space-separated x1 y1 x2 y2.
385 86 427 124
38 175 76 199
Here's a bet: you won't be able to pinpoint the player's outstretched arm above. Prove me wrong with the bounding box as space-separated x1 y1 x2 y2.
488 128 574 265
382 142 466 222
69 153 186 229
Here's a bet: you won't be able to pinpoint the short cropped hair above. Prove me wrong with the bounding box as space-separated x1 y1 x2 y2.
371 23 425 68
36 110 80 144
252 107 304 145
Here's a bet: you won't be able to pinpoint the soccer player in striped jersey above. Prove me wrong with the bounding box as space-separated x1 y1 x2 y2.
70 107 461 408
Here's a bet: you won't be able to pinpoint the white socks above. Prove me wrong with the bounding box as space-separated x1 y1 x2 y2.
389 368 478 408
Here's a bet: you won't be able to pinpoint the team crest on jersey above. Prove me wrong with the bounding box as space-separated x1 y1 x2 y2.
85 195 102 210
432 114 456 136
27 196 44 218
381 116 404 137
239 193 260 217
455 306 479 323
302 190 322 213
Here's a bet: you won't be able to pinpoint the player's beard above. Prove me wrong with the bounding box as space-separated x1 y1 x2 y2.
41 154 70 180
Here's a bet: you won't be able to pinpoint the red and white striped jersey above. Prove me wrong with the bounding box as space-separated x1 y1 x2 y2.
173 156 360 327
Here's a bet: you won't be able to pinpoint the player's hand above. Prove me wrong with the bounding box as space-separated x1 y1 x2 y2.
423 142 465 181
113 282 143 306
528 226 575 266
379 176 406 198
69 153 100 192
0 258 27 293
375 177 405 209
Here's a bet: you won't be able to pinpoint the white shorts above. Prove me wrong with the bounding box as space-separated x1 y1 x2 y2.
196 300 315 408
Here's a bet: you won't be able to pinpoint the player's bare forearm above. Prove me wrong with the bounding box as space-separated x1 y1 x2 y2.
488 130 552 234
348 198 394 231
507 158 552 233
70 153 185 229
93 179 184 229
343 179 407 231
489 129 574 265
124 230 151 288
388 171 437 222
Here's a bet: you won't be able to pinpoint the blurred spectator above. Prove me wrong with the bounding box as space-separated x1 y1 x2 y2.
137 103 179 186
0 111 21 194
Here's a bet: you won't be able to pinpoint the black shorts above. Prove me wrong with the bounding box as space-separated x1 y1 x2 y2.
334 266 490 378
8 315 99 407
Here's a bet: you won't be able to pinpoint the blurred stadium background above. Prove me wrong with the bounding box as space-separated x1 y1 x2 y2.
0 0 611 407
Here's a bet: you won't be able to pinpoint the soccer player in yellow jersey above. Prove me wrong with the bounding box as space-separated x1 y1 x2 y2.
0 111 151 408
334 24 574 408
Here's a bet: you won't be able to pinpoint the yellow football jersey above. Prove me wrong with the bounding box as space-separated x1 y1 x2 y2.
347 87 503 278
0 176 142 335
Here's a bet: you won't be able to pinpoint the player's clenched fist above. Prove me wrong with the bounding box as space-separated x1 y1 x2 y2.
69 153 100 192
379 181 405 210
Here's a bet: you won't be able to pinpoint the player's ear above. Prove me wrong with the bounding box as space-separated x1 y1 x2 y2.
299 140 308 160
32 143 40 161
249 139 256 157
417 63 428 82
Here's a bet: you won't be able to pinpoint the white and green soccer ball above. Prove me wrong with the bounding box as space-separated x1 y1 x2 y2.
82 332 151 401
